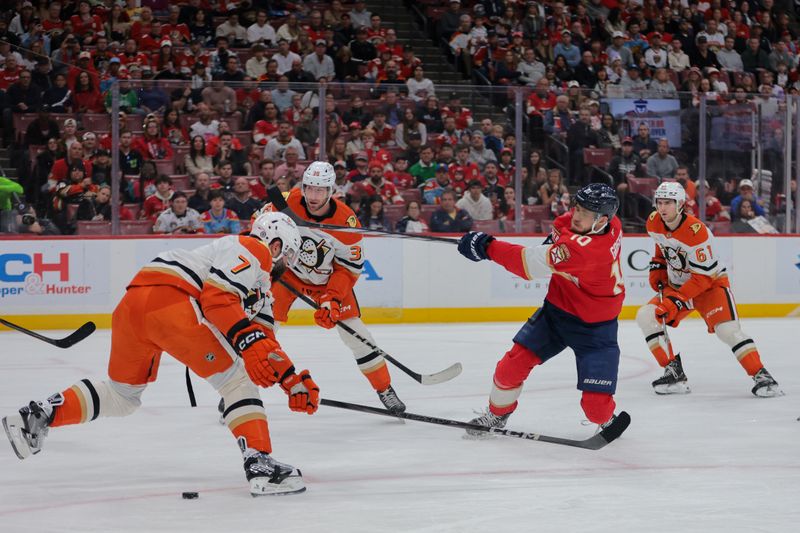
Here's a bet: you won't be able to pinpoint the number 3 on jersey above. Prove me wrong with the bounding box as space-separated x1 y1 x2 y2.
349 245 362 261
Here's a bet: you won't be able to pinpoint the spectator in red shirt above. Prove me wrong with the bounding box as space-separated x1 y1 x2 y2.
352 160 404 204
71 0 104 44
72 71 104 113
131 6 155 41
133 120 174 161
0 55 21 90
162 6 191 45
42 2 65 33
140 174 174 222
448 144 482 184
49 142 94 189
386 155 415 190
67 52 100 92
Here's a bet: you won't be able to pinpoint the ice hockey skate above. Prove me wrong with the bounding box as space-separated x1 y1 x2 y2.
243 447 306 496
751 368 783 398
464 409 510 438
652 354 691 395
3 400 54 460
377 385 406 414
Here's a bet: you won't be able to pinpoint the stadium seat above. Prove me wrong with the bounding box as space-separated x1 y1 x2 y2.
472 219 501 233
13 114 37 143
119 220 153 235
707 220 731 235
420 204 438 223
154 159 176 175
384 204 406 227
515 219 539 233
123 203 141 219
521 205 549 221
583 148 613 168
400 188 422 204
540 219 554 234
82 114 110 132
627 177 660 197
169 175 191 191
75 221 111 235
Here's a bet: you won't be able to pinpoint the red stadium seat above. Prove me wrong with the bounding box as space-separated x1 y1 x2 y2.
123 203 141 219
82 114 110 132
119 220 153 235
154 159 176 175
14 114 37 143
707 220 732 235
583 148 613 167
540 219 554 234
420 204 438 223
521 205 549 221
515 219 539 233
169 175 191 191
627 177 660 197
472 219 501 233
400 188 422 204
75 221 111 235
384 204 406 227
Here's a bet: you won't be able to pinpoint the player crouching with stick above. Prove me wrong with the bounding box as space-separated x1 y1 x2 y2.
636 182 782 397
457 184 627 435
3 213 320 496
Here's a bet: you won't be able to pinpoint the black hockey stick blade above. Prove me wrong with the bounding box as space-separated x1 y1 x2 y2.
266 186 458 245
275 279 462 385
321 398 631 450
0 318 96 348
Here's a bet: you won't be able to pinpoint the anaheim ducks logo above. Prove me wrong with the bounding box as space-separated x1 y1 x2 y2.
296 235 333 274
662 245 688 272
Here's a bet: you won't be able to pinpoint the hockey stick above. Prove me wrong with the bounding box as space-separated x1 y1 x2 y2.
321 398 631 450
266 186 458 244
0 317 96 348
276 278 462 385
657 283 675 358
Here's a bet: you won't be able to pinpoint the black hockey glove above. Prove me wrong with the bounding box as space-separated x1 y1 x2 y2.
458 231 495 262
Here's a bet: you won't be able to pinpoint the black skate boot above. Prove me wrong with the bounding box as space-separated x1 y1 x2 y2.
377 385 406 414
652 354 690 395
3 401 54 460
465 409 510 438
240 439 305 496
218 398 226 425
751 368 783 398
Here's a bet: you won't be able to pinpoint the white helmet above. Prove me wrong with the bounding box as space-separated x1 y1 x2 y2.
653 181 686 212
302 161 336 189
250 212 302 267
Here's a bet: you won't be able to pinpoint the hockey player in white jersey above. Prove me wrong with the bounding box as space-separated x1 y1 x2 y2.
3 212 321 496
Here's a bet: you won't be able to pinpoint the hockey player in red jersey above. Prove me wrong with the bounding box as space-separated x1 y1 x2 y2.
636 182 782 397
2 213 319 496
457 183 626 434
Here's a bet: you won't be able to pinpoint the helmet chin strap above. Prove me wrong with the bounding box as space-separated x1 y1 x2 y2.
588 213 608 234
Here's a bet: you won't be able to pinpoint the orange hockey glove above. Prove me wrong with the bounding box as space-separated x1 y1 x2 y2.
234 326 295 387
655 290 689 327
314 294 341 329
648 260 668 292
280 370 320 414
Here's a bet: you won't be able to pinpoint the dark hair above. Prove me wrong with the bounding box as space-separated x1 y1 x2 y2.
218 159 232 169
190 135 206 165
208 190 225 201
172 191 187 200
155 174 172 185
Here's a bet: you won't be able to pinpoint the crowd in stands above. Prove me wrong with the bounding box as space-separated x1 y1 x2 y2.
0 0 797 236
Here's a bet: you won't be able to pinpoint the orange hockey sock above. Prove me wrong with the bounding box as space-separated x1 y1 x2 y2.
231 419 272 454
738 350 764 377
364 362 391 392
646 332 674 367
50 380 100 427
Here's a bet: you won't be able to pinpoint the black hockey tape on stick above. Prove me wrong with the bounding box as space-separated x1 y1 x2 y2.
320 398 631 450
266 186 459 245
185 367 197 407
0 318 96 348
275 278 462 385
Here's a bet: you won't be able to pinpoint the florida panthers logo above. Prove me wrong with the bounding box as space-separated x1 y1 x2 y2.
296 236 333 274
661 245 688 272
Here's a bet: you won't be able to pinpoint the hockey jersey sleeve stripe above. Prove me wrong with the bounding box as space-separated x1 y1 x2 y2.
688 260 718 272
209 267 249 297
152 257 204 288
255 312 275 325
334 255 364 271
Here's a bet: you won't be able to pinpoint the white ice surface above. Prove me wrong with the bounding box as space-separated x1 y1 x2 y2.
0 319 798 533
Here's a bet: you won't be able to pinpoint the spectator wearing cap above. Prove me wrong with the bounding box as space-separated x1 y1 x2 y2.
717 36 743 72
468 134 497 167
691 35 721 70
644 33 669 69
456 178 493 220
430 188 472 233
248 10 277 46
80 132 98 161
607 30 633 68
554 30 581 69
353 160 403 204
346 151 370 182
497 147 515 183
621 65 647 97
421 163 453 205
646 138 679 180
729 178 766 221
303 39 336 80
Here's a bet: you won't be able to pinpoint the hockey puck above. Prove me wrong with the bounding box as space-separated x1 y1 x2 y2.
182 492 199 500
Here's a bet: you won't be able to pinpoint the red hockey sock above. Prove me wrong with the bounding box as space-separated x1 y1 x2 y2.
580 391 615 425
493 343 542 390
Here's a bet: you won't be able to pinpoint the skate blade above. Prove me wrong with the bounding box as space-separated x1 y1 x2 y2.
753 386 785 398
653 382 691 395
250 473 306 497
2 415 32 460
